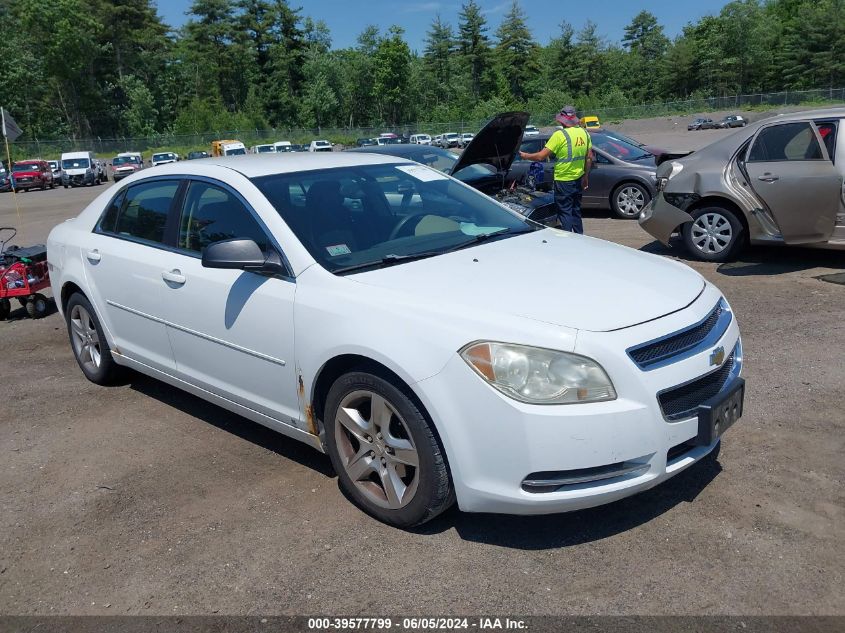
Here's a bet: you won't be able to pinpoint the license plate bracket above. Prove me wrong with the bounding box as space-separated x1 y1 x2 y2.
696 377 745 446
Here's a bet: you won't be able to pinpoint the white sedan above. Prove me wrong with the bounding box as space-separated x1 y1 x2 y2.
47 153 744 527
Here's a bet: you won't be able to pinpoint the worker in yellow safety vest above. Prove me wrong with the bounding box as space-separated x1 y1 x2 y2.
519 105 592 233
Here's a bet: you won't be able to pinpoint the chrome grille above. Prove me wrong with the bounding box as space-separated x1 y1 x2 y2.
658 350 735 421
628 300 729 370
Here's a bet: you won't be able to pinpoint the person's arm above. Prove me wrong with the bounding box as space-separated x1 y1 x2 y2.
519 147 552 161
582 149 593 190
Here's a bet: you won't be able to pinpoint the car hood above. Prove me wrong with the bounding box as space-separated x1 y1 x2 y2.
349 230 705 332
451 111 529 177
13 170 39 176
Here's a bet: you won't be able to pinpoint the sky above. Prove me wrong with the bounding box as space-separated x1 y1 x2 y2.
153 0 731 52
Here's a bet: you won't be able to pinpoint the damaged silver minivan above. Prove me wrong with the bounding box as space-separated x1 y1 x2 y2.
640 108 845 261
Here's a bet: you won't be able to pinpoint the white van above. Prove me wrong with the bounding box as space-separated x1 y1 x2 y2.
274 141 292 153
309 140 332 152
250 144 276 154
410 134 432 145
60 151 100 188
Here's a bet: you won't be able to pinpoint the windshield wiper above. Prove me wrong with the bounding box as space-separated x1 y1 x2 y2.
441 227 536 254
333 251 443 275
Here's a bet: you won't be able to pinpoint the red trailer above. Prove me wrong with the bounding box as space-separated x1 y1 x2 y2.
0 228 50 320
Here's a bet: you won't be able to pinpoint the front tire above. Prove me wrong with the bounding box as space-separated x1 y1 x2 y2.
611 182 650 219
682 206 744 262
26 293 49 319
324 370 453 527
65 293 123 385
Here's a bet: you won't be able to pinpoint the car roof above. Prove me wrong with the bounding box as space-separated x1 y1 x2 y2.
137 152 412 179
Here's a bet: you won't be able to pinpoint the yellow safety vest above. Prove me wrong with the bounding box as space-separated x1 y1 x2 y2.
545 128 592 181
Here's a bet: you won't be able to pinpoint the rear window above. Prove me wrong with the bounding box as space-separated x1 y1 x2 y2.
748 122 823 162
98 180 178 245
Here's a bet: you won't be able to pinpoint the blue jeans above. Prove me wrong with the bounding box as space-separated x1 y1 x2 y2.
554 179 584 234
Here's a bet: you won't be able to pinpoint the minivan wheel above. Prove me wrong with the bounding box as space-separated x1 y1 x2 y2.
611 182 650 219
324 370 454 527
65 293 123 385
683 206 744 262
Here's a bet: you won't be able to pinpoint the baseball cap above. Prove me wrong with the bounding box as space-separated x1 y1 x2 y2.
555 105 579 127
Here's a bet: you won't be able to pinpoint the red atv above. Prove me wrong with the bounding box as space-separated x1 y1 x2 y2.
0 227 51 320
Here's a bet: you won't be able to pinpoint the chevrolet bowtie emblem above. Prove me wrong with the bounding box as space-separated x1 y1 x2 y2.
709 346 726 366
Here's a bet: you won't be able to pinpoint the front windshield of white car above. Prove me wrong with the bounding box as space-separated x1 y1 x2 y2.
62 158 90 169
252 163 536 274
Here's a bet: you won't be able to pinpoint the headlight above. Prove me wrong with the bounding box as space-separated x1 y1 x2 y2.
656 177 668 192
460 341 617 405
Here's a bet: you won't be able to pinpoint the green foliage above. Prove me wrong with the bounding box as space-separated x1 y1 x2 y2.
1 0 843 144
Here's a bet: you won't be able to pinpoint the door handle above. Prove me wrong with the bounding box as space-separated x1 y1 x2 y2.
757 174 779 182
161 269 186 285
85 249 101 262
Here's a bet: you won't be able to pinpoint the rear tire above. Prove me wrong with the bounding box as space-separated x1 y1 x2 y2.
611 182 650 219
682 205 744 262
65 293 123 385
26 293 49 319
324 370 454 527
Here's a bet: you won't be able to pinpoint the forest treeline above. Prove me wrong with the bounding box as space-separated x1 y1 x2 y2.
0 0 843 140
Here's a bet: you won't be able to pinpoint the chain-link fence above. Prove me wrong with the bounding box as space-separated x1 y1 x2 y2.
7 87 845 161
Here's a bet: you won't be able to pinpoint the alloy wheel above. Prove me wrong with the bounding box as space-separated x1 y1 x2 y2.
334 389 420 510
616 185 647 216
691 212 733 254
69 304 102 372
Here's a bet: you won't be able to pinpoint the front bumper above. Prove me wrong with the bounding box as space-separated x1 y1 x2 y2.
638 194 694 245
414 283 742 515
63 173 94 186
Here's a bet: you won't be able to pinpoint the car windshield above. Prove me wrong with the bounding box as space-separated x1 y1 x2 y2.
62 158 90 169
12 163 37 172
153 153 174 161
112 156 136 165
252 163 534 274
256 146 274 153
591 132 652 161
387 147 494 181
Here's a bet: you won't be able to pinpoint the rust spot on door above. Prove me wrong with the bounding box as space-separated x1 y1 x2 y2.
305 403 318 436
297 374 305 397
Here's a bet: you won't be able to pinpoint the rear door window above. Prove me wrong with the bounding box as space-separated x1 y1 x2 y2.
99 180 179 245
748 122 824 162
814 121 837 162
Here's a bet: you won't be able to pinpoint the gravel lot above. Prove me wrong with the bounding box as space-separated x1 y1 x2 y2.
1 132 843 616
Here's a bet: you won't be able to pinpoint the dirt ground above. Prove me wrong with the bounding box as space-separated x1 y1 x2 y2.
0 133 843 616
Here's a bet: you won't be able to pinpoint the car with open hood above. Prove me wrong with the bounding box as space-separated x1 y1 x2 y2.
47 151 743 528
640 107 845 261
511 130 658 219
349 112 559 226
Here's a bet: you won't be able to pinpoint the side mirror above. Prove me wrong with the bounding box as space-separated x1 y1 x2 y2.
202 238 286 275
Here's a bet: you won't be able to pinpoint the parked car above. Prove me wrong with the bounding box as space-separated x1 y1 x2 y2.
151 152 179 167
61 151 101 187
688 118 717 131
290 144 307 152
598 129 667 162
309 140 332 152
187 150 210 160
510 131 657 219
374 137 401 146
523 125 540 137
274 141 293 153
10 160 54 191
350 112 559 226
356 138 377 147
458 133 474 148
48 149 743 527
250 144 276 154
717 115 747 128
111 155 144 181
436 133 460 148
580 116 601 130
47 160 62 183
640 108 845 261
0 168 10 192
410 134 431 145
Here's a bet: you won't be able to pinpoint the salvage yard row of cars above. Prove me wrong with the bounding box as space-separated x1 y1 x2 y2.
46 109 753 528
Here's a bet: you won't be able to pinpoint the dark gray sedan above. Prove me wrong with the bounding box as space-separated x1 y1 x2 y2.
510 132 658 219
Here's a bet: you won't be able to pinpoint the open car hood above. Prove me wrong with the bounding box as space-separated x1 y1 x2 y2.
450 111 529 176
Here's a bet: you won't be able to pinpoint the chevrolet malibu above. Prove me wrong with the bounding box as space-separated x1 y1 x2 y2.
47 154 744 527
